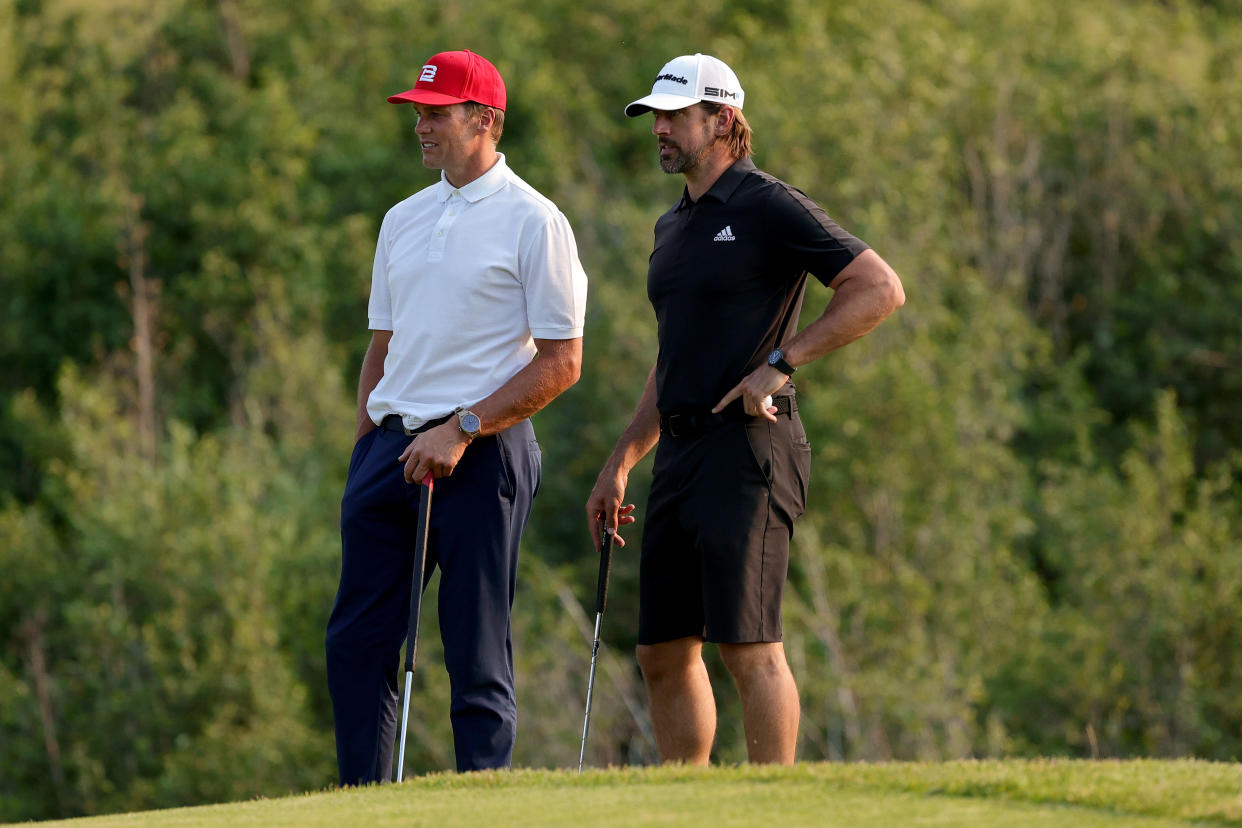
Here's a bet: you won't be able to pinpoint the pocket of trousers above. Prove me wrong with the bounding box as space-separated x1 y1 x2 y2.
745 418 812 523
493 434 516 501
790 441 811 520
788 412 812 519
527 439 542 498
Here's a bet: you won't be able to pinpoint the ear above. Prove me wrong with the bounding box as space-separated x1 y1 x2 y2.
475 107 496 135
714 106 736 136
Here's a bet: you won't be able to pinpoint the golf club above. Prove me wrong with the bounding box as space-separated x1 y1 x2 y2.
395 471 434 783
578 525 615 773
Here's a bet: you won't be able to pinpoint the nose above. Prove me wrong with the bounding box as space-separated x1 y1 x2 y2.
415 116 430 135
652 113 671 136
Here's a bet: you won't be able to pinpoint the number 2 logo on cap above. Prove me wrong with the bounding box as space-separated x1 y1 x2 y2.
419 65 437 82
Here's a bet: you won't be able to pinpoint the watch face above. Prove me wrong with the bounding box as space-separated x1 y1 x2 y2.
461 412 481 434
768 349 781 365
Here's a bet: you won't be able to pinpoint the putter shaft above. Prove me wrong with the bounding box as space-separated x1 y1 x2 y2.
578 611 603 772
397 670 413 780
395 474 433 783
578 527 614 773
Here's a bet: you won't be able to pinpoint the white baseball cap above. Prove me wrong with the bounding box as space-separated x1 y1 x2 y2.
625 53 745 117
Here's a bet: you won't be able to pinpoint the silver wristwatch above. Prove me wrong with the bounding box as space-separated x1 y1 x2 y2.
454 407 481 440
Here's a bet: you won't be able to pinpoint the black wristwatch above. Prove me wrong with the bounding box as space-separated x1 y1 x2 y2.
767 347 796 376
454 407 481 440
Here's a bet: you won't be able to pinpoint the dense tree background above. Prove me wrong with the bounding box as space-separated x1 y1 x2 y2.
2 0 1240 819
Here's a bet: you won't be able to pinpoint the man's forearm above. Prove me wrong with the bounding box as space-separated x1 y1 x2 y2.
603 363 661 477
469 337 583 437
782 249 905 368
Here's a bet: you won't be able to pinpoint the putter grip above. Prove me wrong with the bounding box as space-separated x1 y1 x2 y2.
595 529 614 613
403 475 433 674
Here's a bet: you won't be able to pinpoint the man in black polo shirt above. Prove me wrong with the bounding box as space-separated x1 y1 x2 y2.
585 53 905 765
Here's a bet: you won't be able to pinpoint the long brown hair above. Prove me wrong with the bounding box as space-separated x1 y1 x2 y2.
699 102 752 159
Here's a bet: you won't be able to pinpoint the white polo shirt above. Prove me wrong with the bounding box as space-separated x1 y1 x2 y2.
366 154 588 430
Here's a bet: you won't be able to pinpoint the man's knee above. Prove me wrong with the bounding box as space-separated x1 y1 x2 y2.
718 641 789 684
636 637 702 684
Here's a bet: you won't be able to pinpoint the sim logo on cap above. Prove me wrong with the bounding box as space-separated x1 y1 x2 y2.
419 65 437 82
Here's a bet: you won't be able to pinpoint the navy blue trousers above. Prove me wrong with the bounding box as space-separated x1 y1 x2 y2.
326 419 540 784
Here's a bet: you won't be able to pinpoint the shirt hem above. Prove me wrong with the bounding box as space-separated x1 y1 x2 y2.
529 327 583 339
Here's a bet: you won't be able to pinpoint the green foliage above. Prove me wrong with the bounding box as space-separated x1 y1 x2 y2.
0 344 347 818
997 392 1242 758
2 0 1241 820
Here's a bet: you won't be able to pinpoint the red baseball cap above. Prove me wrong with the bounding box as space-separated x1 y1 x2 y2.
386 50 507 111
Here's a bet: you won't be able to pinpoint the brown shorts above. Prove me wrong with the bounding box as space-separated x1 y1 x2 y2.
638 410 811 645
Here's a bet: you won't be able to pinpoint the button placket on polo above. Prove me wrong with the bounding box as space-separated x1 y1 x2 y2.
427 191 462 262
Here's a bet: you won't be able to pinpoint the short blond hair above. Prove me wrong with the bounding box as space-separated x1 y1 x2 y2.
464 101 505 144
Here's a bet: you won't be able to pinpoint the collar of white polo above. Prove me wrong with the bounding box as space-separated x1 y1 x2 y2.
435 153 511 204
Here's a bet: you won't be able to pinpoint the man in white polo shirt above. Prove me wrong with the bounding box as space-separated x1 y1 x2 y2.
325 49 587 784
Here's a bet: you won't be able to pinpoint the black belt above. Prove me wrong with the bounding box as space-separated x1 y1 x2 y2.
659 395 795 439
380 413 452 436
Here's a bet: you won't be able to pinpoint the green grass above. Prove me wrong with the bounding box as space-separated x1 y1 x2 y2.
27 760 1242 827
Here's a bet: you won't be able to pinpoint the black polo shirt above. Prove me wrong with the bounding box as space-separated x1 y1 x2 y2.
647 157 869 414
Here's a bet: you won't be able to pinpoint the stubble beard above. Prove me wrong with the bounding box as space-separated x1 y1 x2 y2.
659 133 717 175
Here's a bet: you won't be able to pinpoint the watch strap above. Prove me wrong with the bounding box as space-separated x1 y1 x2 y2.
769 350 796 376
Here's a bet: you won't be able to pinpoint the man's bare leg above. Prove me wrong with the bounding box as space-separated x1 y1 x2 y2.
636 636 715 764
719 641 799 764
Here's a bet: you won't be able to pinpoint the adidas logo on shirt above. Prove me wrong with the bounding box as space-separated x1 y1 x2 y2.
713 225 737 242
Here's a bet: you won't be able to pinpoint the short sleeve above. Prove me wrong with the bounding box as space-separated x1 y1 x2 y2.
367 211 394 331
519 210 588 339
765 185 869 288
